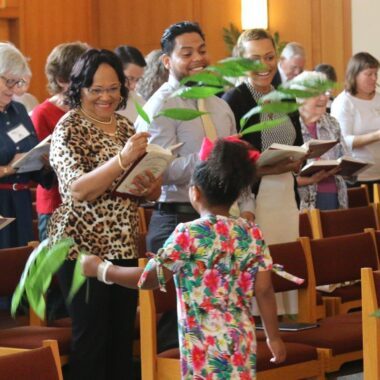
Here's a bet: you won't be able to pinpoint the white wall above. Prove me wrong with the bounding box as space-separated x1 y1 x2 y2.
352 0 380 59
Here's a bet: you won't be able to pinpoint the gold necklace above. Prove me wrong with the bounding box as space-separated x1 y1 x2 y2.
80 107 114 125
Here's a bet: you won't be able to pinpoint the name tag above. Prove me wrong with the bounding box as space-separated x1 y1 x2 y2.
7 124 31 143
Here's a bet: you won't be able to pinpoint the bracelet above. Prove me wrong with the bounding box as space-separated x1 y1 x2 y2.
117 151 128 171
97 260 114 285
3 166 8 176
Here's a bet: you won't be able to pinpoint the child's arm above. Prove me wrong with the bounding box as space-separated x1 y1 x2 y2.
81 255 173 289
255 270 286 364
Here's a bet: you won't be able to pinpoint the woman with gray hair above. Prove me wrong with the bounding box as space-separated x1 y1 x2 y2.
290 71 349 210
0 42 52 248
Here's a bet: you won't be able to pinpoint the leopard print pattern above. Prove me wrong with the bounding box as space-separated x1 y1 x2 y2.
48 109 139 260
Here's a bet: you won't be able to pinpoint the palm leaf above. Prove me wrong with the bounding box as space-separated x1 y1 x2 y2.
180 72 229 88
134 99 151 124
155 108 207 121
241 117 288 136
11 240 50 317
171 86 222 99
259 90 295 103
67 252 87 303
11 238 74 319
207 57 265 78
222 23 241 53
240 102 299 128
219 57 266 73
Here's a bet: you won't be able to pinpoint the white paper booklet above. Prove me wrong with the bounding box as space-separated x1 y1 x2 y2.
256 143 307 167
114 142 183 196
11 135 51 173
257 139 339 167
0 216 15 231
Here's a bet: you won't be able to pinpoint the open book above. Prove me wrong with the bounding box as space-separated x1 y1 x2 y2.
256 321 319 332
11 135 51 173
301 138 338 159
257 140 338 167
299 156 372 177
113 142 183 196
0 216 15 231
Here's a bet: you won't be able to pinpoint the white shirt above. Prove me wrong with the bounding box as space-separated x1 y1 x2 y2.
331 91 380 181
135 75 254 211
277 63 288 84
13 93 39 115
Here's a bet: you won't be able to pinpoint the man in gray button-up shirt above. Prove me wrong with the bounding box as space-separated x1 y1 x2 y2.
135 21 254 255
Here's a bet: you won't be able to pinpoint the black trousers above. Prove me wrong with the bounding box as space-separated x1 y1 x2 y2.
58 258 138 380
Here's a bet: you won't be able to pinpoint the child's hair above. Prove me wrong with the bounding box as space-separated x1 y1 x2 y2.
191 139 256 207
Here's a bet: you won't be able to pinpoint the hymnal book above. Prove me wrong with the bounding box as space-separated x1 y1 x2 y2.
0 216 15 231
299 156 372 177
257 139 339 167
11 135 51 173
301 138 338 159
113 142 183 196
256 322 319 332
256 143 307 167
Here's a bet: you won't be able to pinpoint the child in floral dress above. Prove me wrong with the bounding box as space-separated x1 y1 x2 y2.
82 138 286 379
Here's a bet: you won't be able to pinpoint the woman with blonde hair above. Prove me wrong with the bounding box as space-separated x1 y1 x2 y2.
222 29 304 315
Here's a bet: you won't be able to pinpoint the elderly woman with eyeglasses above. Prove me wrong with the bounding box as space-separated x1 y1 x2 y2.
291 71 350 210
48 48 161 380
0 42 53 249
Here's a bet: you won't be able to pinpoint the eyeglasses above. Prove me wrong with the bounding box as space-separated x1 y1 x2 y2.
85 84 121 97
125 76 142 85
1 76 27 89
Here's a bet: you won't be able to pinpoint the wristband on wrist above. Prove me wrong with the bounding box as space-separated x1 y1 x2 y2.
3 166 8 176
97 260 114 285
117 151 128 171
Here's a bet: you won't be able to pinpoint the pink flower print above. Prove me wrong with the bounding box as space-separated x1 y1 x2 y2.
187 315 197 329
200 297 214 312
205 335 215 346
204 269 221 294
239 372 252 380
170 250 181 261
232 352 245 366
237 271 253 293
175 231 190 250
215 220 229 236
196 260 206 273
192 345 206 372
251 226 262 239
221 238 235 253
225 312 233 323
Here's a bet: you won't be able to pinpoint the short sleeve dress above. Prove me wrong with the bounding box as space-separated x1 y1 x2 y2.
139 214 273 379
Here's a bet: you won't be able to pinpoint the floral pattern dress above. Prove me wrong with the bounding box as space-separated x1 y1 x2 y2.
138 214 273 379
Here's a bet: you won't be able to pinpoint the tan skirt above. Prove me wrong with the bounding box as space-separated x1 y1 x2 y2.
254 172 299 315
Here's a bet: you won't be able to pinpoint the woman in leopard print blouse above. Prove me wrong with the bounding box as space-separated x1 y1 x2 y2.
48 49 160 380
